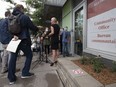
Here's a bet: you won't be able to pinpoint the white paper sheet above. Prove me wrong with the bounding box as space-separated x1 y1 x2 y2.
6 39 21 53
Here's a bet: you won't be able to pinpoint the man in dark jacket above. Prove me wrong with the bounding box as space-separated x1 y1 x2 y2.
8 4 39 85
0 11 12 74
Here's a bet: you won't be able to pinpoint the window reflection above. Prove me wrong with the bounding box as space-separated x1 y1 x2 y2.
74 7 83 55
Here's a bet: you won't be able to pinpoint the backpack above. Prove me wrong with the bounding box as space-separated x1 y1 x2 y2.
8 14 21 34
0 18 12 44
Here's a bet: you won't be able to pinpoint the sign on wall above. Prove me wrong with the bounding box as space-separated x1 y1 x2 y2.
87 0 116 54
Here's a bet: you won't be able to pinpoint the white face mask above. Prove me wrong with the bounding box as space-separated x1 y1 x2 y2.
60 29 63 32
45 28 48 32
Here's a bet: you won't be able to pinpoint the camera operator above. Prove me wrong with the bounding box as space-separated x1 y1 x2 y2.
42 27 51 55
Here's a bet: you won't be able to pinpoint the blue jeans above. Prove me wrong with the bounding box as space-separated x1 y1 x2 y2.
8 40 33 82
62 42 69 57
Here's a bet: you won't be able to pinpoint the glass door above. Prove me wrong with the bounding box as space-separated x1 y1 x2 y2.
74 7 83 55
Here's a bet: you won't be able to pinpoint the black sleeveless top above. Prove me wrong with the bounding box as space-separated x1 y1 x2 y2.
51 24 60 43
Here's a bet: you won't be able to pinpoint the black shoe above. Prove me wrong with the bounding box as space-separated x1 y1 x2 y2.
50 63 54 66
1 69 8 74
15 68 20 72
21 72 34 79
54 61 58 64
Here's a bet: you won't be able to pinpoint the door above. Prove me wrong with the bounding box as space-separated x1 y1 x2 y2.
74 7 83 55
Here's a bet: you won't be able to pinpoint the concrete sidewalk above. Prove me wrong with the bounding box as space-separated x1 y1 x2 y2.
0 55 64 87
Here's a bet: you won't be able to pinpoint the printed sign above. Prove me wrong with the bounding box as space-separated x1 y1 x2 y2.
87 0 116 55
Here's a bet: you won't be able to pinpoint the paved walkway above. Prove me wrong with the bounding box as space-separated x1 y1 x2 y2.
0 55 64 87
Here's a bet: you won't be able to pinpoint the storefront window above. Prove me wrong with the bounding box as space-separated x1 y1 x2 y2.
87 0 116 60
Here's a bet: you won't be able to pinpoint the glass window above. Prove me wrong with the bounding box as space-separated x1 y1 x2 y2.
74 7 83 55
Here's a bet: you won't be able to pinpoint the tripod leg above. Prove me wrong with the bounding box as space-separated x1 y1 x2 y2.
45 53 52 64
45 54 48 63
32 51 42 69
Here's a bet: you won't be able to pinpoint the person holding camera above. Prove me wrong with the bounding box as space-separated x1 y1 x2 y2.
43 27 51 55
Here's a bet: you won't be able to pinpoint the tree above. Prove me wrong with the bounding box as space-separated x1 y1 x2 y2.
3 0 14 4
3 0 44 26
3 0 16 10
25 0 45 26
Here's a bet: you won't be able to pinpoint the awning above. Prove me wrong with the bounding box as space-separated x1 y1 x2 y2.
43 0 67 7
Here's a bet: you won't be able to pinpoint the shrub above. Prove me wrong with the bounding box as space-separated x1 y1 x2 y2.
80 55 105 73
88 57 96 64
93 58 104 73
111 61 116 72
80 56 88 65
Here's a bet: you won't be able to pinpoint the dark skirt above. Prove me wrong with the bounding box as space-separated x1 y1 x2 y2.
51 41 59 50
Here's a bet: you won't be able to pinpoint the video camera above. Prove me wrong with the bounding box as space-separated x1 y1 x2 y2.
42 30 51 39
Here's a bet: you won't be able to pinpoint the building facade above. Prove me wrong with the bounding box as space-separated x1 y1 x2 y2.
44 0 116 61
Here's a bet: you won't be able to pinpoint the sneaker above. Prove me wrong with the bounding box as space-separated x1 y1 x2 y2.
21 73 34 79
9 81 15 85
9 76 17 85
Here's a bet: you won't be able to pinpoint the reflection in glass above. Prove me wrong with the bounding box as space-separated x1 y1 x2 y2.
74 7 83 55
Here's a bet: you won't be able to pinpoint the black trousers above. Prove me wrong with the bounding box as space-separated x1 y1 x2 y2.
44 45 50 54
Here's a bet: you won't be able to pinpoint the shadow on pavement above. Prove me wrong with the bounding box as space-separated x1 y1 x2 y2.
45 73 60 87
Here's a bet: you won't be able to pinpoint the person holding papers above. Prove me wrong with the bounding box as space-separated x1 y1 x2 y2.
8 4 39 85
